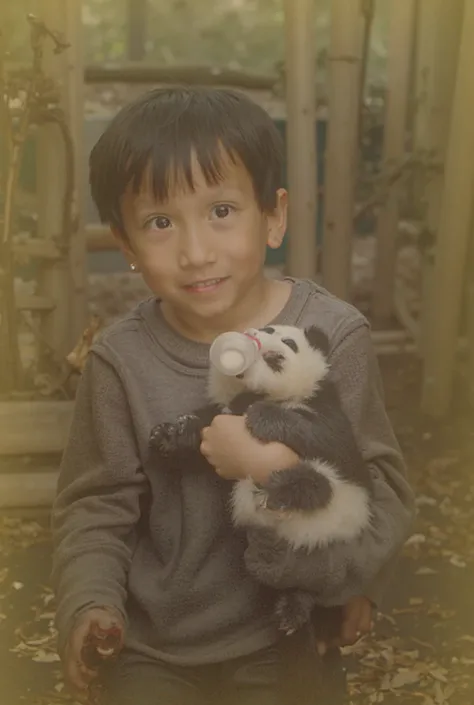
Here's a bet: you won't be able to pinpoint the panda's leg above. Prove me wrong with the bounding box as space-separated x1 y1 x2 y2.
276 592 344 641
263 460 334 513
149 403 223 456
275 590 317 635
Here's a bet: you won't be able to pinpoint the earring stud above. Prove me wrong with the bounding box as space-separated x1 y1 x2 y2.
130 263 137 272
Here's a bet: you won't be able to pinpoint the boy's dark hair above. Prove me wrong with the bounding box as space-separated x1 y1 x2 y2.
89 86 284 233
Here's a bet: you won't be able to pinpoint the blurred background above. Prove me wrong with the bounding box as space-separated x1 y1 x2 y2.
1 1 474 704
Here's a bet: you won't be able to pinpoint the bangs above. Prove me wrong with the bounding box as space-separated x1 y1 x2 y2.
130 127 238 202
89 87 284 232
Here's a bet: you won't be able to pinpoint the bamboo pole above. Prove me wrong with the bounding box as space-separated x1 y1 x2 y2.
372 0 416 323
36 0 87 363
321 0 365 301
421 2 474 417
413 0 463 357
127 0 147 61
467 230 474 410
283 0 318 279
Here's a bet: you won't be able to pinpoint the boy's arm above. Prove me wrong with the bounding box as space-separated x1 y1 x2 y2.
51 350 147 656
242 321 415 608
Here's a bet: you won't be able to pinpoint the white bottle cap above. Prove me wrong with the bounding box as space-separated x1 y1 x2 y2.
209 331 261 376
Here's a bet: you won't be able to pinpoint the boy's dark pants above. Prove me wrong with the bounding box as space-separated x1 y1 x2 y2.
100 631 346 705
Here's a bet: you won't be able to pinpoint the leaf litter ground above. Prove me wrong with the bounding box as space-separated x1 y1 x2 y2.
1 354 474 705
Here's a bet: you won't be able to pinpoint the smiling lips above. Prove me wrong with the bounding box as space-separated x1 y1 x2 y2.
184 277 229 293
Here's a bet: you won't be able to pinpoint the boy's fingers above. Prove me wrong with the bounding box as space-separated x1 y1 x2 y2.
316 641 328 657
341 602 363 644
65 630 98 691
66 657 97 693
358 601 374 635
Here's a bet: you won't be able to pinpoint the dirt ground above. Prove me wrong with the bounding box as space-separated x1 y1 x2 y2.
1 352 474 705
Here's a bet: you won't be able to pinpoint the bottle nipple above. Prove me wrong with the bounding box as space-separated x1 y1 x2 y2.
209 331 261 376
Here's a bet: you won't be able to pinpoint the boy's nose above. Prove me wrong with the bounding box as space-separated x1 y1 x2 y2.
178 229 216 269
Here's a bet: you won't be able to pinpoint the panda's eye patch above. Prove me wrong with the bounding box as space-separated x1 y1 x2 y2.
261 327 275 334
282 338 299 353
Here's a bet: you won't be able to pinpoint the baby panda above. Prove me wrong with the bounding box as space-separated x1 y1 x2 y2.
149 324 373 636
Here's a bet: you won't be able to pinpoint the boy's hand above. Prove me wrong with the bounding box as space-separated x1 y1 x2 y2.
64 606 124 696
200 414 299 484
316 596 374 655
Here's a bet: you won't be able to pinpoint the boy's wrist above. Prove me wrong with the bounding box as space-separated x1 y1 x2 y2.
248 444 299 485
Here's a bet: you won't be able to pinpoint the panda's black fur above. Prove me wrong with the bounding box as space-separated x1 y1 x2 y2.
150 324 373 636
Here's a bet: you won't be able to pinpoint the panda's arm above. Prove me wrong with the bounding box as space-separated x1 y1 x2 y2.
241 322 415 608
244 401 325 458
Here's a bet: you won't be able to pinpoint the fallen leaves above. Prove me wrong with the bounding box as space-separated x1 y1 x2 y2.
343 627 474 704
0 515 49 556
340 445 474 704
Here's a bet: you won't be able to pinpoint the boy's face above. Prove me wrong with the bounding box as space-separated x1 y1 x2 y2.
114 154 287 328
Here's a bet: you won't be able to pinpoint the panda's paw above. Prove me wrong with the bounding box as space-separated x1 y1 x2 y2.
276 592 314 635
149 414 201 455
149 422 177 455
245 401 287 444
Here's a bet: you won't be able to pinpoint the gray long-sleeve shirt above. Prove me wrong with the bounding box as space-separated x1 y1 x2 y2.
51 278 415 665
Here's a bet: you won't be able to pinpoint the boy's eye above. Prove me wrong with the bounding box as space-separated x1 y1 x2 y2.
211 204 234 219
148 216 171 230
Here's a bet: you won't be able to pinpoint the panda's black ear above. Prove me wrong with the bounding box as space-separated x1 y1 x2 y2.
304 326 330 355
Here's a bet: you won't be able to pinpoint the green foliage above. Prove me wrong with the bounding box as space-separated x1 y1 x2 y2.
3 0 389 83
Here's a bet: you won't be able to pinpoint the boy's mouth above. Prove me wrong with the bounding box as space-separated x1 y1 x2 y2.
184 277 229 293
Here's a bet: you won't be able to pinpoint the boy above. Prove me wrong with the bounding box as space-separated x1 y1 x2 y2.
51 87 414 704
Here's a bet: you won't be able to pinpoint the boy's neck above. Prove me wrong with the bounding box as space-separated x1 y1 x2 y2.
160 277 292 344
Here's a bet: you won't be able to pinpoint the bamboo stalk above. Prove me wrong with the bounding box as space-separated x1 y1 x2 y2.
283 0 318 279
372 0 416 323
421 2 474 416
414 0 463 358
36 0 87 364
0 35 34 393
322 0 364 301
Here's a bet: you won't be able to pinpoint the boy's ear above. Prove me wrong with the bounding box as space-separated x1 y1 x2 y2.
111 226 138 270
267 188 288 250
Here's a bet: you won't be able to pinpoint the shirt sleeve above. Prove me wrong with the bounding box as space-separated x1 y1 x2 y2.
51 349 148 655
242 321 416 607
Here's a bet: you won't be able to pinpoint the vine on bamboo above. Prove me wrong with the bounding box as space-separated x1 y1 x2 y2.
0 14 75 398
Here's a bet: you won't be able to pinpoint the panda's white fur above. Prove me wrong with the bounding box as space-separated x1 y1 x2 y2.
207 324 372 551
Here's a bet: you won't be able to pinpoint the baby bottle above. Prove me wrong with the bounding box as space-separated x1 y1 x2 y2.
209 331 261 376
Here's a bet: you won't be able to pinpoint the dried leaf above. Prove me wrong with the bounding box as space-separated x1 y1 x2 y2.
32 649 60 663
429 668 448 683
390 669 421 689
449 555 466 568
459 635 474 644
406 533 426 546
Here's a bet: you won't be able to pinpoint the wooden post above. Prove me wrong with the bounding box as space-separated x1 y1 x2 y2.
413 0 463 356
372 0 416 323
283 0 318 280
421 2 474 417
321 0 365 301
467 230 474 410
36 0 87 364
